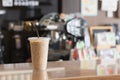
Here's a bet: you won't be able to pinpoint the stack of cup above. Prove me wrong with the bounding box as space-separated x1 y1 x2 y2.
28 37 50 80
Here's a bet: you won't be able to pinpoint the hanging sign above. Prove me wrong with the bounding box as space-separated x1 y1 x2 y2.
2 0 39 7
14 0 39 6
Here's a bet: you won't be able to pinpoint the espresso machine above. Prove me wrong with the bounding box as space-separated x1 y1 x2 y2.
65 17 88 48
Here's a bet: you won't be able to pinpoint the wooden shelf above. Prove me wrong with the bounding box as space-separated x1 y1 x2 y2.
95 45 112 50
89 26 113 50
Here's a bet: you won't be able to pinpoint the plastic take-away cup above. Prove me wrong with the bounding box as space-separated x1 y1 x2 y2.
28 37 50 70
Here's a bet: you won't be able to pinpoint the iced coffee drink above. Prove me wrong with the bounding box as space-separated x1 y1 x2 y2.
32 70 48 80
28 37 50 70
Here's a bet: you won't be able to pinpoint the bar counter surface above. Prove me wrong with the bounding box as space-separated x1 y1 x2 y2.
0 61 120 80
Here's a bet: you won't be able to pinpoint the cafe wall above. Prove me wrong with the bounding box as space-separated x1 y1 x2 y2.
62 0 120 31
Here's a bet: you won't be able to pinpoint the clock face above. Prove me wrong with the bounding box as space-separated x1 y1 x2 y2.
66 18 87 37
